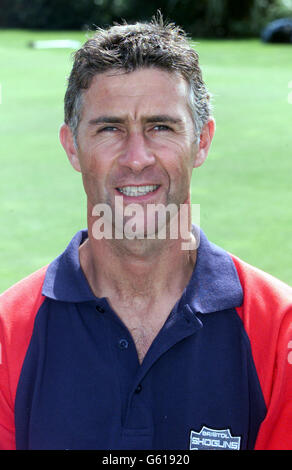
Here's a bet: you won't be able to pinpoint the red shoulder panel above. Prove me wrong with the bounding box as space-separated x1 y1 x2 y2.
0 267 47 450
230 254 292 450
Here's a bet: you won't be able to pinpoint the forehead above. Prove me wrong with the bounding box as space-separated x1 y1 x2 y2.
81 68 191 118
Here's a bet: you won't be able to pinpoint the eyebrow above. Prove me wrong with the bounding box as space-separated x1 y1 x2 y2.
88 116 125 125
88 115 184 126
144 115 183 125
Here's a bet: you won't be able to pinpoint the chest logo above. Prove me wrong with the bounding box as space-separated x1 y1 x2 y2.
190 426 241 450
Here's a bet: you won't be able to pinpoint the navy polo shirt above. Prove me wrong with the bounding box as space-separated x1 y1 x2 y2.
14 229 267 450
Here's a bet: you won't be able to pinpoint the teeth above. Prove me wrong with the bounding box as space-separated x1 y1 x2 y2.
117 185 159 197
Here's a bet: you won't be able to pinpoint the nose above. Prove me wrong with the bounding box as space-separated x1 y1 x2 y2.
118 132 156 173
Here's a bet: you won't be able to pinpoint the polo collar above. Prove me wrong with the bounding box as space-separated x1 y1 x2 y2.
42 228 243 313
42 230 95 303
184 229 243 313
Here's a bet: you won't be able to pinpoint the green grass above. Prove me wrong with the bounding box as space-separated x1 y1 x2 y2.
0 30 291 292
191 39 292 285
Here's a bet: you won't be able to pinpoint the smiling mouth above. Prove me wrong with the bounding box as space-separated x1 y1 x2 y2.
116 185 160 197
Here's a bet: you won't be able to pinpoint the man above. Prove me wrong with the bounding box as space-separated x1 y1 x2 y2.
0 16 291 451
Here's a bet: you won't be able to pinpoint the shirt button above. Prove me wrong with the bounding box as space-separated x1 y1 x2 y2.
135 384 142 394
119 338 129 349
96 305 105 313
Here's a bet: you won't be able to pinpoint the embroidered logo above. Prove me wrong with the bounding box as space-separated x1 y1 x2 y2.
190 426 241 450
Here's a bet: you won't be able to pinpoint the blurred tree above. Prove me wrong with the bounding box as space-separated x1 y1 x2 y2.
0 0 291 37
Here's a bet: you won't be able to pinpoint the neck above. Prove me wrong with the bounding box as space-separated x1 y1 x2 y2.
81 236 195 300
81 226 195 302
80 198 197 309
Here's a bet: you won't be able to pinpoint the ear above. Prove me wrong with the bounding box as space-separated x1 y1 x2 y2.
59 123 81 172
193 118 215 168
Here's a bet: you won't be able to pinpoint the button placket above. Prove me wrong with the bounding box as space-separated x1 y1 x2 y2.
134 384 142 394
96 305 105 313
119 338 129 350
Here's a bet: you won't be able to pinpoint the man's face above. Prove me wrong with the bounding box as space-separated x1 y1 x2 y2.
62 68 207 238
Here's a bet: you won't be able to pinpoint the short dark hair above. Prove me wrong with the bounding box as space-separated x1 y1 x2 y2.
64 14 212 141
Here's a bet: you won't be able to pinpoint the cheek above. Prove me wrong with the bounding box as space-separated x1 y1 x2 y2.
80 136 124 175
164 146 194 203
165 146 194 181
76 145 93 174
80 170 109 208
78 145 109 177
77 149 107 200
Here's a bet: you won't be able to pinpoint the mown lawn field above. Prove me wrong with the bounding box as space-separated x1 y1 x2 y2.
0 29 291 292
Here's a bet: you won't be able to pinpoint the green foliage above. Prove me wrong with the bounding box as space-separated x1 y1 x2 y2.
0 0 292 37
248 0 292 36
0 0 106 29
